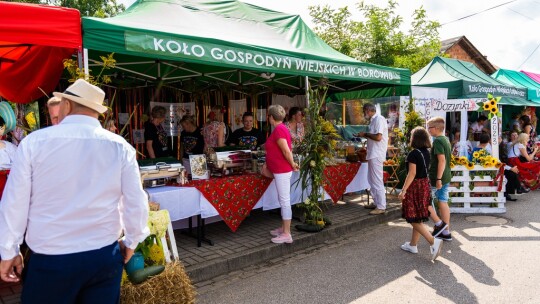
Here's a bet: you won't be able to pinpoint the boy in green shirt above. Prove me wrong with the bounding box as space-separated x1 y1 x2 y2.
427 117 452 241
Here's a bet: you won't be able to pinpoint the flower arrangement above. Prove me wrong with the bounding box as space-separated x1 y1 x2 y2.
478 93 501 118
450 150 502 170
294 79 342 230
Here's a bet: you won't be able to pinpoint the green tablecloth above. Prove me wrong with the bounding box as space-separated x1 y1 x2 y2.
335 125 369 140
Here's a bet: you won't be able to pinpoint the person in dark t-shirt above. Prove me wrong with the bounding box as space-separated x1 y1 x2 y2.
144 106 169 159
227 112 265 150
180 115 204 173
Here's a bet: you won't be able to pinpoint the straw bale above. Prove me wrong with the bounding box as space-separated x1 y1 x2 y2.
121 261 196 304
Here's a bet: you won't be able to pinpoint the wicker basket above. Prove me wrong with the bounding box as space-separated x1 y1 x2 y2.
357 148 367 163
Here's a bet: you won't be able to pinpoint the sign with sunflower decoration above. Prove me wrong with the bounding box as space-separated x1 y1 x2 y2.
478 93 502 119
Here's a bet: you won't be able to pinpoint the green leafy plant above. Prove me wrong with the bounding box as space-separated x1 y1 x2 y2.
309 0 441 73
63 53 137 139
294 79 341 228
394 97 425 187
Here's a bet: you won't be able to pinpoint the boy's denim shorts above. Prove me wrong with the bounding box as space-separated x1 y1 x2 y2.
431 183 449 203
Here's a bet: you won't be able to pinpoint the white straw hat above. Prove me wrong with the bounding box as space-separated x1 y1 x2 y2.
53 79 107 113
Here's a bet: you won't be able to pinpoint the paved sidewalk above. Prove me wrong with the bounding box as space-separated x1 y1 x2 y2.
176 192 401 283
0 192 401 303
0 282 21 304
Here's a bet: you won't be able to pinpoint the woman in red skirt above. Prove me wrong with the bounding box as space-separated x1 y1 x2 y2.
507 132 540 190
398 127 443 261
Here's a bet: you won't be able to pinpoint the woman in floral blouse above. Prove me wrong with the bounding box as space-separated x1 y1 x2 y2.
284 107 304 148
202 105 226 153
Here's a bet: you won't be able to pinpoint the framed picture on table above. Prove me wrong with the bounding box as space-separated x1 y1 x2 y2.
189 154 209 180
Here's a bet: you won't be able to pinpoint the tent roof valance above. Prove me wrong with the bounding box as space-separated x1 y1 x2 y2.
0 1 81 103
492 68 540 103
82 0 410 95
521 70 540 85
412 57 535 106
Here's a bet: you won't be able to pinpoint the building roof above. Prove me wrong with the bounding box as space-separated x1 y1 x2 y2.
440 36 497 75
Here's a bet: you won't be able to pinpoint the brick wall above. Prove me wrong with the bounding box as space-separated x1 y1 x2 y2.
445 44 494 74
446 45 475 62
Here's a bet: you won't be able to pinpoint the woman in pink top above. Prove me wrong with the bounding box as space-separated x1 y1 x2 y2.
265 105 300 244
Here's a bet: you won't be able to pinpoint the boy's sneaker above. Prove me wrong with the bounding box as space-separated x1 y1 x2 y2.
400 242 418 254
439 233 453 241
431 221 448 237
430 238 443 261
270 227 283 237
271 233 293 244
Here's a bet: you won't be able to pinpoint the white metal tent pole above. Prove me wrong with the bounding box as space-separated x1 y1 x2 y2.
83 48 89 78
460 110 468 157
305 76 309 107
77 48 83 71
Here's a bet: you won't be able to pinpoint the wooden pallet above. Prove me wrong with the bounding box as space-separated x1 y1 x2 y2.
448 165 506 213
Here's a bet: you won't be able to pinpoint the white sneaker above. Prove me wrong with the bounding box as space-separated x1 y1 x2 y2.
430 238 443 261
400 242 418 254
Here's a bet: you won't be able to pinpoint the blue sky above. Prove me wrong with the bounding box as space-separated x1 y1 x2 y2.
119 0 540 73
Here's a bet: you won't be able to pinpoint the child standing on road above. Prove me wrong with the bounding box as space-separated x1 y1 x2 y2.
427 117 452 241
398 127 443 260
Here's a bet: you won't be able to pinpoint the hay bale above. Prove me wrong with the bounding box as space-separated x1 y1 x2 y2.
121 261 196 304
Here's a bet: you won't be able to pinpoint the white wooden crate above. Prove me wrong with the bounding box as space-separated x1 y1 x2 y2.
448 165 506 213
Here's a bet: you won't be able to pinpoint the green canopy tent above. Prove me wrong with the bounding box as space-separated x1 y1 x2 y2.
81 0 410 95
492 68 540 133
491 68 540 103
412 57 535 158
412 57 531 106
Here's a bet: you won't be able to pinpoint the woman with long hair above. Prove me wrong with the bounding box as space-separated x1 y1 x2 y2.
398 127 443 261
266 105 299 244
508 132 540 189
519 115 537 156
284 107 304 147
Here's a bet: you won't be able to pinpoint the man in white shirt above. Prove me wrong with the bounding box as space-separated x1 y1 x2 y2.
0 79 149 303
356 103 388 215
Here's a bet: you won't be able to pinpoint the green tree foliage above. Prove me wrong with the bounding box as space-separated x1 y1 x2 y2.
309 0 441 72
9 0 125 17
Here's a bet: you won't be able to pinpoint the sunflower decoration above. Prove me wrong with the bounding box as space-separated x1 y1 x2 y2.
450 155 458 168
465 162 475 170
477 93 502 119
25 112 37 131
468 149 502 169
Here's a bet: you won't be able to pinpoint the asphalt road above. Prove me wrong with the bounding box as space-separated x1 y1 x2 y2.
197 192 540 304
